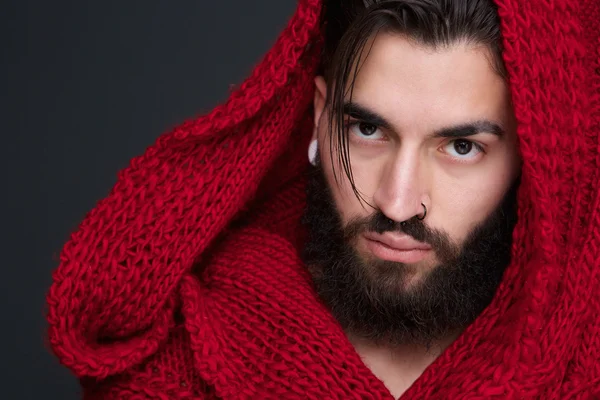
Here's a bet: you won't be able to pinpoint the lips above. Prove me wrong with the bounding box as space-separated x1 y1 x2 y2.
363 232 432 263
363 232 431 251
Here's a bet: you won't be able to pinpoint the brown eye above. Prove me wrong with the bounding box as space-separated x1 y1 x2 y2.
347 121 384 141
454 139 473 155
359 123 378 136
442 139 483 161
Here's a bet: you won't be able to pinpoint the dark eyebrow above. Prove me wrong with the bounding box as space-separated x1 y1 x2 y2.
342 101 505 138
432 120 505 138
343 102 393 130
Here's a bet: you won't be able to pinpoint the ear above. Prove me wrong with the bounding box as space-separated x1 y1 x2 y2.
312 76 328 141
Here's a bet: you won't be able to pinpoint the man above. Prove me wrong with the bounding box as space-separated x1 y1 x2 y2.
47 0 599 398
304 2 521 393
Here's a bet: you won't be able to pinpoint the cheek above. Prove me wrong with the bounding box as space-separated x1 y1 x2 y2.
431 133 521 243
318 134 383 224
433 162 516 244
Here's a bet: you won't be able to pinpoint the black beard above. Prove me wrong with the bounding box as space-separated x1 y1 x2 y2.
301 155 519 347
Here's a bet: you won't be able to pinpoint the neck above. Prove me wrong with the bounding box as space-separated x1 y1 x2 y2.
348 332 459 399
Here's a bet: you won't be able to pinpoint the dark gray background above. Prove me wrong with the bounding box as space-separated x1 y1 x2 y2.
2 1 296 398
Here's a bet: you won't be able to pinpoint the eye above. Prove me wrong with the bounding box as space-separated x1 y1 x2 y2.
347 121 385 141
442 139 484 160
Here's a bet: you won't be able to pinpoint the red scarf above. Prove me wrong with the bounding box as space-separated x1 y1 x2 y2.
47 0 600 398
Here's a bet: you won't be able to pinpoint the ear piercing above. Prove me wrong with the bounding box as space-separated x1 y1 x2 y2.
308 139 318 166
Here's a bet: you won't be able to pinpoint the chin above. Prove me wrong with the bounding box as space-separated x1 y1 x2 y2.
354 254 436 293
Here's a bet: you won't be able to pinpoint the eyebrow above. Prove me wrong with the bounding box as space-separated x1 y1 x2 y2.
342 101 505 138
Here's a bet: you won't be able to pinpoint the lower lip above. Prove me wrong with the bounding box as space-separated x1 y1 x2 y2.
365 238 431 263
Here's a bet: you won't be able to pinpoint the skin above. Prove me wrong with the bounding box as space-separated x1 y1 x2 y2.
311 33 521 398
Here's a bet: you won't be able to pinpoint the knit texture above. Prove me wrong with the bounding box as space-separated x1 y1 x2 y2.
46 0 600 398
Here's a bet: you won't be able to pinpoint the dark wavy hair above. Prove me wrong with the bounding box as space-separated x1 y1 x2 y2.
318 0 506 201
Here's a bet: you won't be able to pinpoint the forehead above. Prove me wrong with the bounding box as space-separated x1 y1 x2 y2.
350 33 511 131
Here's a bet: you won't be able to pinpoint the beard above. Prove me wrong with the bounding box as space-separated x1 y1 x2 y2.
301 154 519 347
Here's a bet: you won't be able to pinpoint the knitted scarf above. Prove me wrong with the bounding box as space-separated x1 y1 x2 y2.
47 0 600 398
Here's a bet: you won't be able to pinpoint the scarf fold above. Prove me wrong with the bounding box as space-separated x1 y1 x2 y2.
47 0 600 398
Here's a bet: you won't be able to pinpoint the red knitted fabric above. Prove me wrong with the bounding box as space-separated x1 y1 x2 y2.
47 0 600 398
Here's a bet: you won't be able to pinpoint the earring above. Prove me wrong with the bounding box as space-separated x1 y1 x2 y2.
308 139 318 166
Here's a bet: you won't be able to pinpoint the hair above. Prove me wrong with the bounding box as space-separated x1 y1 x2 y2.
318 0 506 202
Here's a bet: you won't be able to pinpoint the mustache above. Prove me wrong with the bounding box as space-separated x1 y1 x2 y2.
343 210 458 261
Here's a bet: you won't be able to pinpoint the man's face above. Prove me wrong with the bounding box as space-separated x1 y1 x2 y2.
305 33 521 344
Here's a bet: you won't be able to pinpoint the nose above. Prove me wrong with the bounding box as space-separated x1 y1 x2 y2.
372 150 428 223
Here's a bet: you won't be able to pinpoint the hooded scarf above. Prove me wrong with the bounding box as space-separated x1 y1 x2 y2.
47 0 600 398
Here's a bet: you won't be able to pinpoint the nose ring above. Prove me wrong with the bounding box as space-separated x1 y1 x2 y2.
417 203 427 220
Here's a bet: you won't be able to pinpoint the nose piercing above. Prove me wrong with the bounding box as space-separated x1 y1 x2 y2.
390 203 427 225
417 203 427 220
